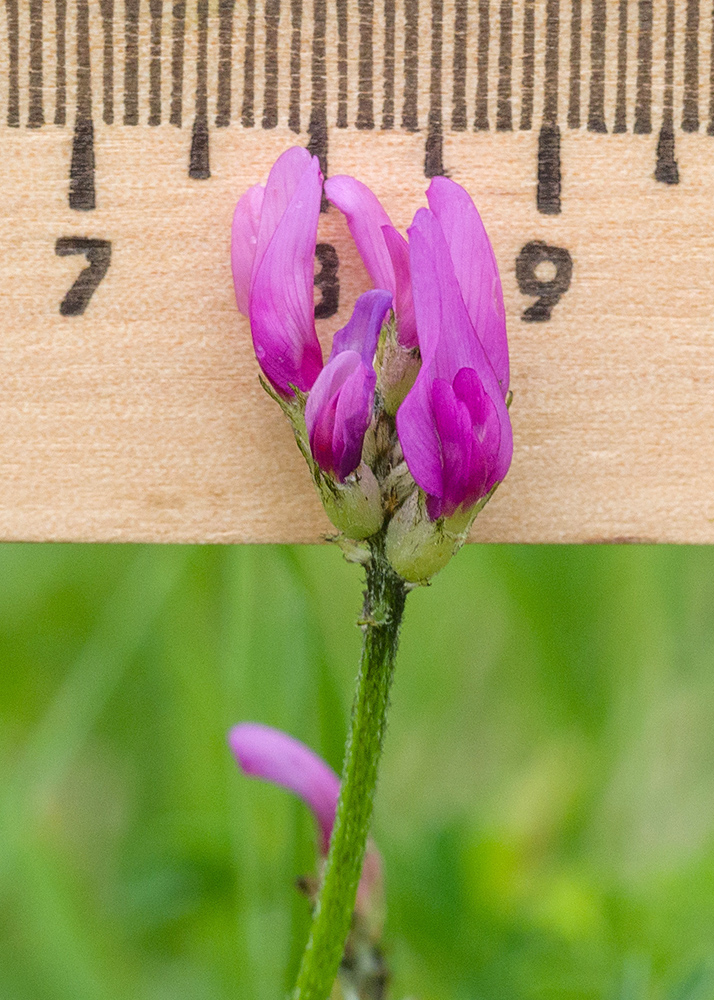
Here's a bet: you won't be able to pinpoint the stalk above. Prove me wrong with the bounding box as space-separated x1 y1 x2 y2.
292 533 407 1000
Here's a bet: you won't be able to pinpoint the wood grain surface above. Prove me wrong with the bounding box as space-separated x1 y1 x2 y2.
0 0 712 544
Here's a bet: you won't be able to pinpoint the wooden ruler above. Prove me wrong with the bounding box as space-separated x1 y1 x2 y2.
1 0 713 543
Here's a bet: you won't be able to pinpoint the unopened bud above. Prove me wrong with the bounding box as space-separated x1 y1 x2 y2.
376 318 420 416
385 490 475 584
318 463 384 540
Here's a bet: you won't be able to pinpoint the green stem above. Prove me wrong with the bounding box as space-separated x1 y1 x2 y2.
293 534 407 1000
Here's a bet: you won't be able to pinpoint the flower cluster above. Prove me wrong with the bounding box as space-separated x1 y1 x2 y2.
232 148 512 582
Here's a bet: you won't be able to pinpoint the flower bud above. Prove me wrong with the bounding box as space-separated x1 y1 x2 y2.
385 489 475 583
375 315 420 416
318 462 384 540
305 290 392 482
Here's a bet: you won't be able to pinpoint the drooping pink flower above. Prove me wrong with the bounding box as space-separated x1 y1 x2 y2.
229 722 339 853
231 147 324 396
228 723 383 920
305 289 392 482
324 176 417 349
396 178 512 520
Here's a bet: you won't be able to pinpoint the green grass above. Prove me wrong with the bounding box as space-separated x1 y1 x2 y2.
1 544 714 1000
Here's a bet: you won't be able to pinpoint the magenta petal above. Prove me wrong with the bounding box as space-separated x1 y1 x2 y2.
254 147 317 276
231 184 265 316
382 226 417 349
426 177 509 394
332 362 377 480
396 373 443 498
408 207 476 372
229 723 339 854
306 349 376 481
250 153 324 394
453 366 502 488
431 378 475 517
324 175 396 294
330 289 392 363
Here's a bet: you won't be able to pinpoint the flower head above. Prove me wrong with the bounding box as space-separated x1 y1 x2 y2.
396 178 512 521
231 147 324 396
305 289 392 482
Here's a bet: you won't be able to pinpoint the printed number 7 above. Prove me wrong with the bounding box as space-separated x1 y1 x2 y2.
56 238 112 316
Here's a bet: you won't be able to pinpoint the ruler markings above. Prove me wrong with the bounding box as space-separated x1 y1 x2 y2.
425 0 443 176
76 0 92 121
5 2 714 212
216 0 236 128
382 0 395 128
496 0 513 131
70 0 95 211
307 0 328 190
287 0 300 131
240 0 255 127
567 0 581 128
543 0 559 126
28 0 44 127
335 0 348 127
709 0 714 135
5 0 19 126
683 0 700 132
124 0 140 126
189 0 210 178
537 0 560 216
655 0 679 184
356 0 374 129
588 0 607 132
520 0 534 130
263 0 280 129
149 0 162 126
99 0 114 125
170 1 186 126
634 0 652 133
54 0 66 125
402 0 419 131
613 0 627 132
451 0 467 130
474 0 489 130
3 6 714 145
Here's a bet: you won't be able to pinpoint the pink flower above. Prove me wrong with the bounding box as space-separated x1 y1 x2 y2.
229 722 338 853
228 723 383 919
231 147 324 396
396 178 512 520
324 176 417 349
305 289 392 481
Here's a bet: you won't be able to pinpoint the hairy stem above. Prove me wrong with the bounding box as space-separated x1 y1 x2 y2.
293 535 407 1000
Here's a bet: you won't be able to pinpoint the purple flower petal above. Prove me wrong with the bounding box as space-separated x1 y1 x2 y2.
325 176 416 348
306 351 376 481
395 375 443 499
231 183 265 316
324 175 395 292
382 226 418 349
332 362 377 480
228 723 339 854
253 147 316 278
426 177 509 394
249 151 324 394
329 289 393 363
306 290 391 481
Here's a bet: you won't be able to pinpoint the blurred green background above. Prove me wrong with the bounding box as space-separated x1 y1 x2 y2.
1 544 714 1000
